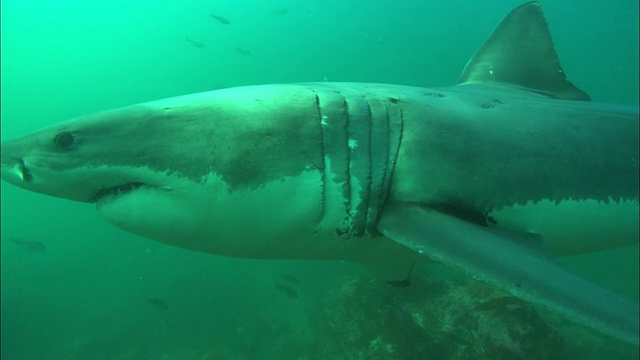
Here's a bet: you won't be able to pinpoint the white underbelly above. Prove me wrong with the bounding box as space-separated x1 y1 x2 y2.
490 199 639 256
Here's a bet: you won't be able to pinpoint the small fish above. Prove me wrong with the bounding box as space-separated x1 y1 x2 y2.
475 296 524 311
235 46 251 56
274 282 298 299
146 297 169 311
271 8 288 16
210 14 230 25
10 238 46 252
185 37 205 48
279 274 300 285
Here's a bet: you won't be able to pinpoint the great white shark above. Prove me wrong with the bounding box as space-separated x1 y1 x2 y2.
1 1 638 345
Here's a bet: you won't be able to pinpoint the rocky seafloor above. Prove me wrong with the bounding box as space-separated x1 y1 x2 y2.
61 272 638 360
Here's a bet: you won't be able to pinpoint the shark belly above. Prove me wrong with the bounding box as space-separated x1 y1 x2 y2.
491 199 639 256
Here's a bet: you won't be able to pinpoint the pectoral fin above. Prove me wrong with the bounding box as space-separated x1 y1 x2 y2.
377 202 639 345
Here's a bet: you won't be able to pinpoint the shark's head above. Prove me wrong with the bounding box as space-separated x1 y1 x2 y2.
1 99 216 250
2 112 167 203
0 86 336 258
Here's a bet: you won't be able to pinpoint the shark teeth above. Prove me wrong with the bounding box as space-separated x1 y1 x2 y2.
92 182 144 202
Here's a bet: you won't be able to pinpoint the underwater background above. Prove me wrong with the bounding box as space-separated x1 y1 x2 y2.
1 0 638 359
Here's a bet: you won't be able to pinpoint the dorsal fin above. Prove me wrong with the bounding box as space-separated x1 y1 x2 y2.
457 1 590 101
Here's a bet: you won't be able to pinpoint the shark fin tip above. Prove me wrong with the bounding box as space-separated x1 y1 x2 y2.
457 1 591 101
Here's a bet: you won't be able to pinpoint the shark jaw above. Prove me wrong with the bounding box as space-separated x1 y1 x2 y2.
1 146 166 206
93 182 146 203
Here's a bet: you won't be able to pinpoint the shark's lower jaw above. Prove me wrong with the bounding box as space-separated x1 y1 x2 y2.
93 182 146 204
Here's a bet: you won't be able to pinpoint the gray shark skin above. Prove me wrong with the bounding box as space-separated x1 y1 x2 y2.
1 2 638 345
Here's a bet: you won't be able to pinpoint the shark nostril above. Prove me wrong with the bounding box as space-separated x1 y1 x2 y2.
16 159 33 183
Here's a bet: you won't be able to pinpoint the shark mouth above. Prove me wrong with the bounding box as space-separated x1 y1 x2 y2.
92 182 145 203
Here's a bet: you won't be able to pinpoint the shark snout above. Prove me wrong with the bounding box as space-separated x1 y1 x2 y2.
1 139 34 185
2 156 33 186
6 158 33 183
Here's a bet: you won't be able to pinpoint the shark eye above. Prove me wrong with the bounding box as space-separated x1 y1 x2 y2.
54 131 75 149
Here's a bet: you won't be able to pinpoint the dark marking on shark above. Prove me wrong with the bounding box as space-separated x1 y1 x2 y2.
426 202 493 227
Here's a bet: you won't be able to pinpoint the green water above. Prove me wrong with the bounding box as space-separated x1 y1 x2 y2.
1 0 638 359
